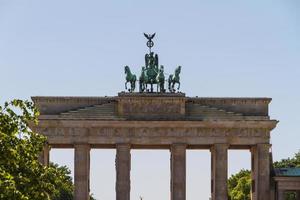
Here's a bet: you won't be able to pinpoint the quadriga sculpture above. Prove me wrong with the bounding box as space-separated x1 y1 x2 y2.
124 33 182 93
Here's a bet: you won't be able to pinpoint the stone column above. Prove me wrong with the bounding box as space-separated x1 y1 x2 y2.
296 191 300 200
38 144 50 166
277 190 285 200
251 144 270 200
170 144 186 200
116 143 131 200
74 144 90 200
211 144 228 200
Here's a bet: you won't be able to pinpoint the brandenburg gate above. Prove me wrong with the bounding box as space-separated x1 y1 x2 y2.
32 34 278 200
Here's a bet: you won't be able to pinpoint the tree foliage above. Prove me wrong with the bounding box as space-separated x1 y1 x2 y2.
228 151 300 200
49 163 96 200
0 99 55 199
228 169 251 200
0 99 96 200
273 152 300 200
50 163 73 200
273 152 300 168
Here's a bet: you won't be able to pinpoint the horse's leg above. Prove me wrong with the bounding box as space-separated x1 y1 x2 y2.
125 81 127 90
133 77 136 92
140 81 144 92
129 81 132 92
177 82 180 90
133 80 136 92
139 80 141 92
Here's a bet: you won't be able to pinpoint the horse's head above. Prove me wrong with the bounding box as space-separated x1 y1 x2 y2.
124 66 129 74
175 66 181 75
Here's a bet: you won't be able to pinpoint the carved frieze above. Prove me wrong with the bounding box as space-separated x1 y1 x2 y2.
38 127 269 139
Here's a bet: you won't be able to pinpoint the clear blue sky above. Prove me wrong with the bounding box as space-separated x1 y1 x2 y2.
1 1 300 199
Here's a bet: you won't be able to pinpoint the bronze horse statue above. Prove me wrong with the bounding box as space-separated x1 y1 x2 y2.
124 65 136 92
168 66 181 92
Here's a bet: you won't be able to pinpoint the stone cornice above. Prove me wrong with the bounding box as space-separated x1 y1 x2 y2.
33 119 278 130
32 95 273 117
32 96 116 103
32 96 271 104
187 97 271 105
118 92 186 97
274 177 300 181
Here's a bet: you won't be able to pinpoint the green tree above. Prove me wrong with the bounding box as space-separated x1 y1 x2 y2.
228 169 251 200
274 152 300 168
273 152 300 200
0 99 96 200
50 163 96 200
50 163 73 200
228 151 300 200
0 99 56 199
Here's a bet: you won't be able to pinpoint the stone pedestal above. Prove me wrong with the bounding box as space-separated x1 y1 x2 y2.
38 144 50 166
171 144 186 200
117 93 186 120
211 144 228 200
116 144 131 200
251 144 270 200
74 144 90 200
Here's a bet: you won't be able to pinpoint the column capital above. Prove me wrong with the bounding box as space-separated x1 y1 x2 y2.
171 143 187 148
210 143 229 152
116 143 131 149
250 143 271 153
74 143 90 147
171 143 187 146
252 143 271 148
171 144 187 154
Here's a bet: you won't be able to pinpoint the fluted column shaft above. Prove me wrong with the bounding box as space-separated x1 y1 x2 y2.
74 144 90 200
277 190 285 200
171 144 186 200
251 144 270 200
116 144 131 200
296 191 300 200
211 144 228 200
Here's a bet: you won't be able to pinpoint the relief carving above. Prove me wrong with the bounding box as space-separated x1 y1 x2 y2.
37 127 270 143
